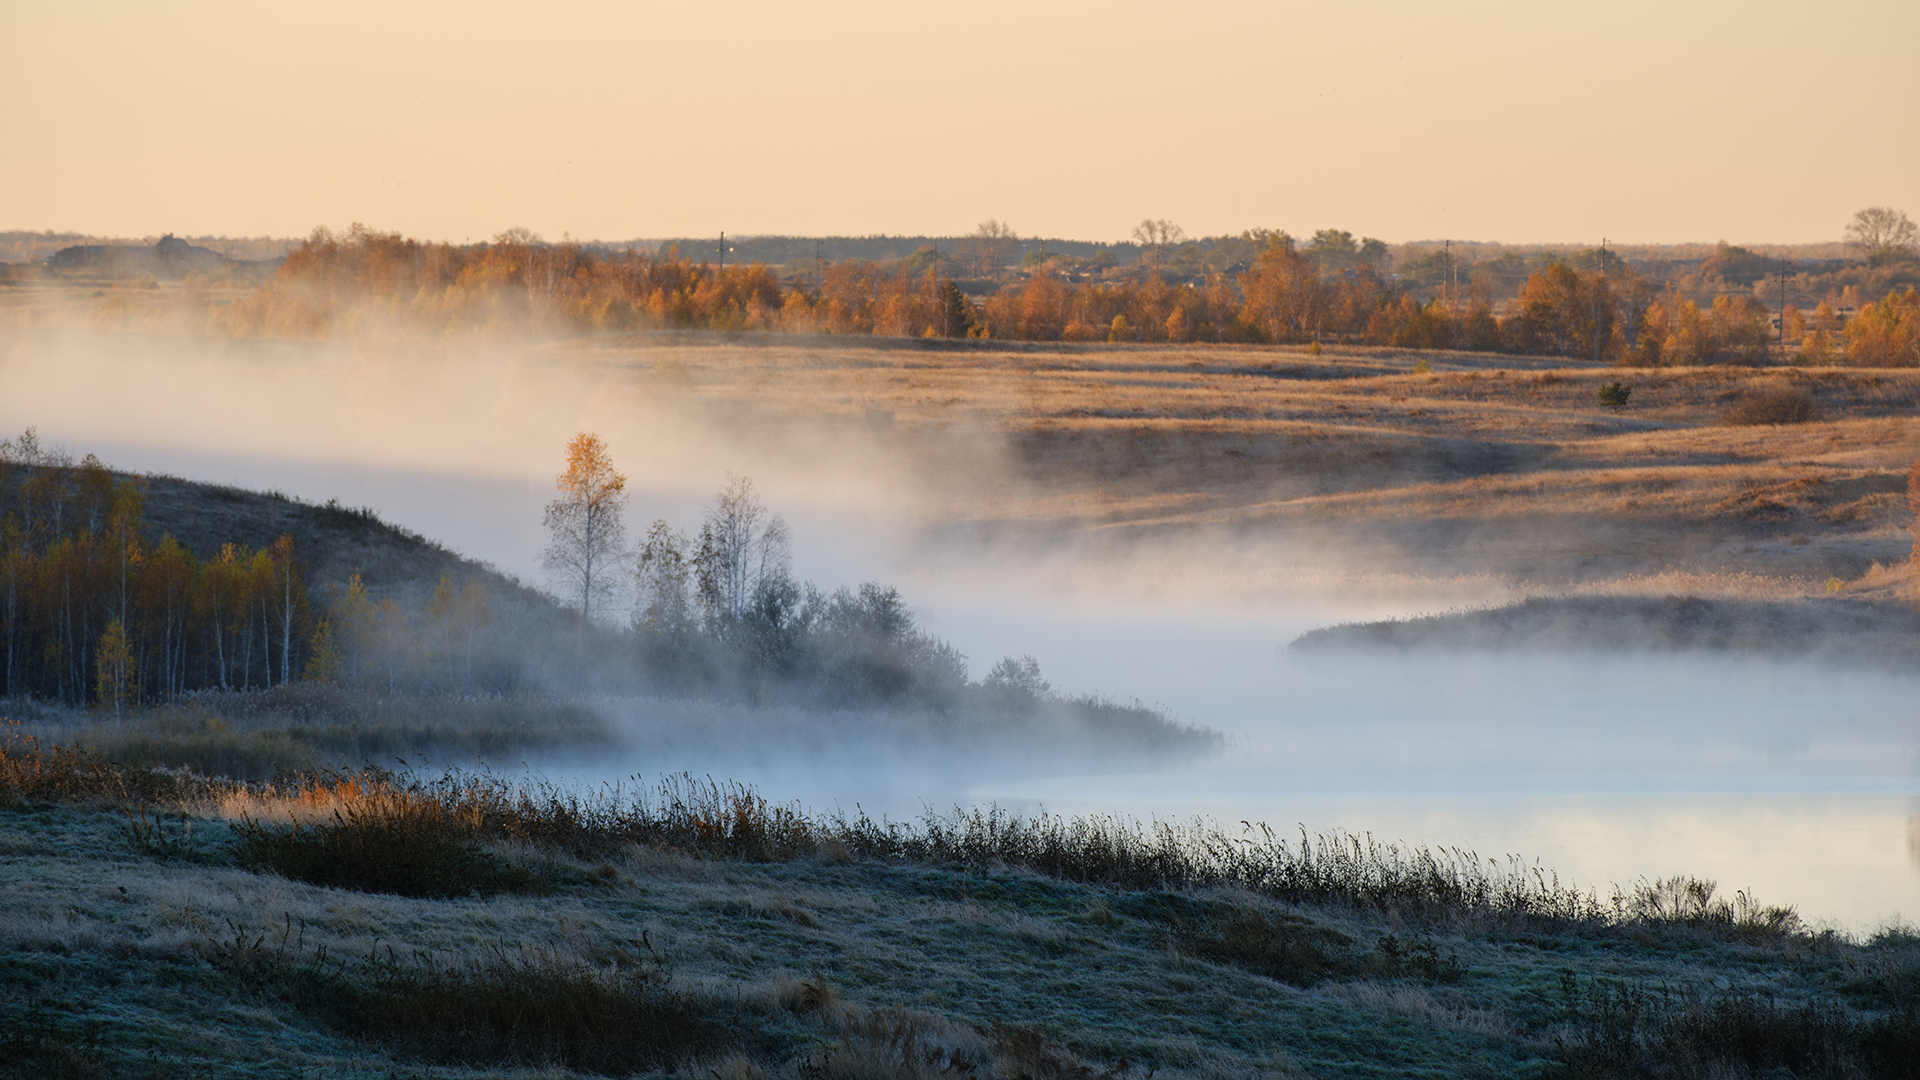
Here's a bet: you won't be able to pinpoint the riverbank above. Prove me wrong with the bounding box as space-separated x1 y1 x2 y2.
4 740 1917 1078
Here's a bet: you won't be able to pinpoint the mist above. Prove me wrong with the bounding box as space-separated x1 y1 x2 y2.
4 326 1917 932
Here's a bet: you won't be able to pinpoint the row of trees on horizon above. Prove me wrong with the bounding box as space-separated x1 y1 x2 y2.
190 217 1919 367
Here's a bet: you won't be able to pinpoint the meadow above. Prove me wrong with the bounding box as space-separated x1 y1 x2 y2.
6 734 1919 1079
557 332 1920 617
6 321 1920 1077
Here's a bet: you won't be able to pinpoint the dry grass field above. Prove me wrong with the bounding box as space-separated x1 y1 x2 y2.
9 737 1919 1079
549 333 1920 607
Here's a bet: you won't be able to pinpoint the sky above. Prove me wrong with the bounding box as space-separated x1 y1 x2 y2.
2 0 1915 246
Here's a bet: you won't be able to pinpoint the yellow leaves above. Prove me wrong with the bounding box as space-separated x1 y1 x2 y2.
558 432 626 508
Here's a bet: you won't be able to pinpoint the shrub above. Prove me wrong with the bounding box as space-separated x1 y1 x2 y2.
295 943 709 1074
0 729 204 808
232 772 544 898
1722 383 1820 425
1596 382 1632 409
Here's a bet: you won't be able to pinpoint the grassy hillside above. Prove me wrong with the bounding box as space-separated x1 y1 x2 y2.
134 474 545 611
1 463 1218 769
4 743 1917 1079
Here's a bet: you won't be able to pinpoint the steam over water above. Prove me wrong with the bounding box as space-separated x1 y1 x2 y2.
5 330 1917 932
928 602 1920 935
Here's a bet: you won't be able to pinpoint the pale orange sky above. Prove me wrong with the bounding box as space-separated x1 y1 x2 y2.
3 0 1914 246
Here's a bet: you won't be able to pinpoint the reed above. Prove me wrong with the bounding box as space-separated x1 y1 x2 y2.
0 733 1805 938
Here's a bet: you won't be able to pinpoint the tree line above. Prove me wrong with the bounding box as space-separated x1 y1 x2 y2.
0 426 1108 725
0 434 311 709
213 223 1919 366
540 434 1089 714
0 431 511 710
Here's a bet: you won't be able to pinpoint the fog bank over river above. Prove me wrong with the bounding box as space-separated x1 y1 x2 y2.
6 330 1917 932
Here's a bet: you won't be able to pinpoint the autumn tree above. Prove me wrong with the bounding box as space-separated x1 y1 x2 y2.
1505 263 1614 360
542 432 631 623
1847 287 1920 367
1845 207 1918 266
373 597 409 692
453 579 493 686
425 571 457 683
331 571 375 684
634 521 694 633
304 619 344 683
94 619 133 717
1240 237 1323 343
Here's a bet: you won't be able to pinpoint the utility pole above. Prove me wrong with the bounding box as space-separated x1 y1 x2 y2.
715 232 732 271
1443 239 1450 308
1778 259 1789 359
930 237 947 337
813 238 823 292
1593 238 1609 365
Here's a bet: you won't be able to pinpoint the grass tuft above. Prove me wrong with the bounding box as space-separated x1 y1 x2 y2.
0 727 208 809
1620 875 1803 941
1560 976 1920 1079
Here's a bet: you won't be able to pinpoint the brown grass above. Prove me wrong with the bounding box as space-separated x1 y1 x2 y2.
1721 382 1822 426
545 337 1920 593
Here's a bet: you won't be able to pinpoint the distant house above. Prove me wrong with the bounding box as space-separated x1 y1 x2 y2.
1769 306 1856 335
45 234 228 277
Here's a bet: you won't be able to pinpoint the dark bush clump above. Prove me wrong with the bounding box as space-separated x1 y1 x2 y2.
1173 908 1356 986
1723 383 1820 426
306 944 710 1075
1560 977 1920 1080
1596 381 1632 409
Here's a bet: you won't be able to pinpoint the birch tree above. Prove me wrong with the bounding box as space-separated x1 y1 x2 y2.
695 474 789 624
542 432 631 622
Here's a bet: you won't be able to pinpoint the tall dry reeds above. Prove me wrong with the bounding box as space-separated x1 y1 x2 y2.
0 734 1812 940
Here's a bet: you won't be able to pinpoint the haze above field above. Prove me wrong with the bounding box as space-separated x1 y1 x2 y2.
3 0 1913 243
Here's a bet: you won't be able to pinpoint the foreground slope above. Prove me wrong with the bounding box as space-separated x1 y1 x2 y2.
5 749 1918 1079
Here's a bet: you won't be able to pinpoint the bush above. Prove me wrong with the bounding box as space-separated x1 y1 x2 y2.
308 943 710 1074
1722 383 1820 425
1596 382 1632 409
232 772 544 898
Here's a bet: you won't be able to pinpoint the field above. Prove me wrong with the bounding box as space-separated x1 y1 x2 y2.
549 332 1920 614
6 326 1920 1077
